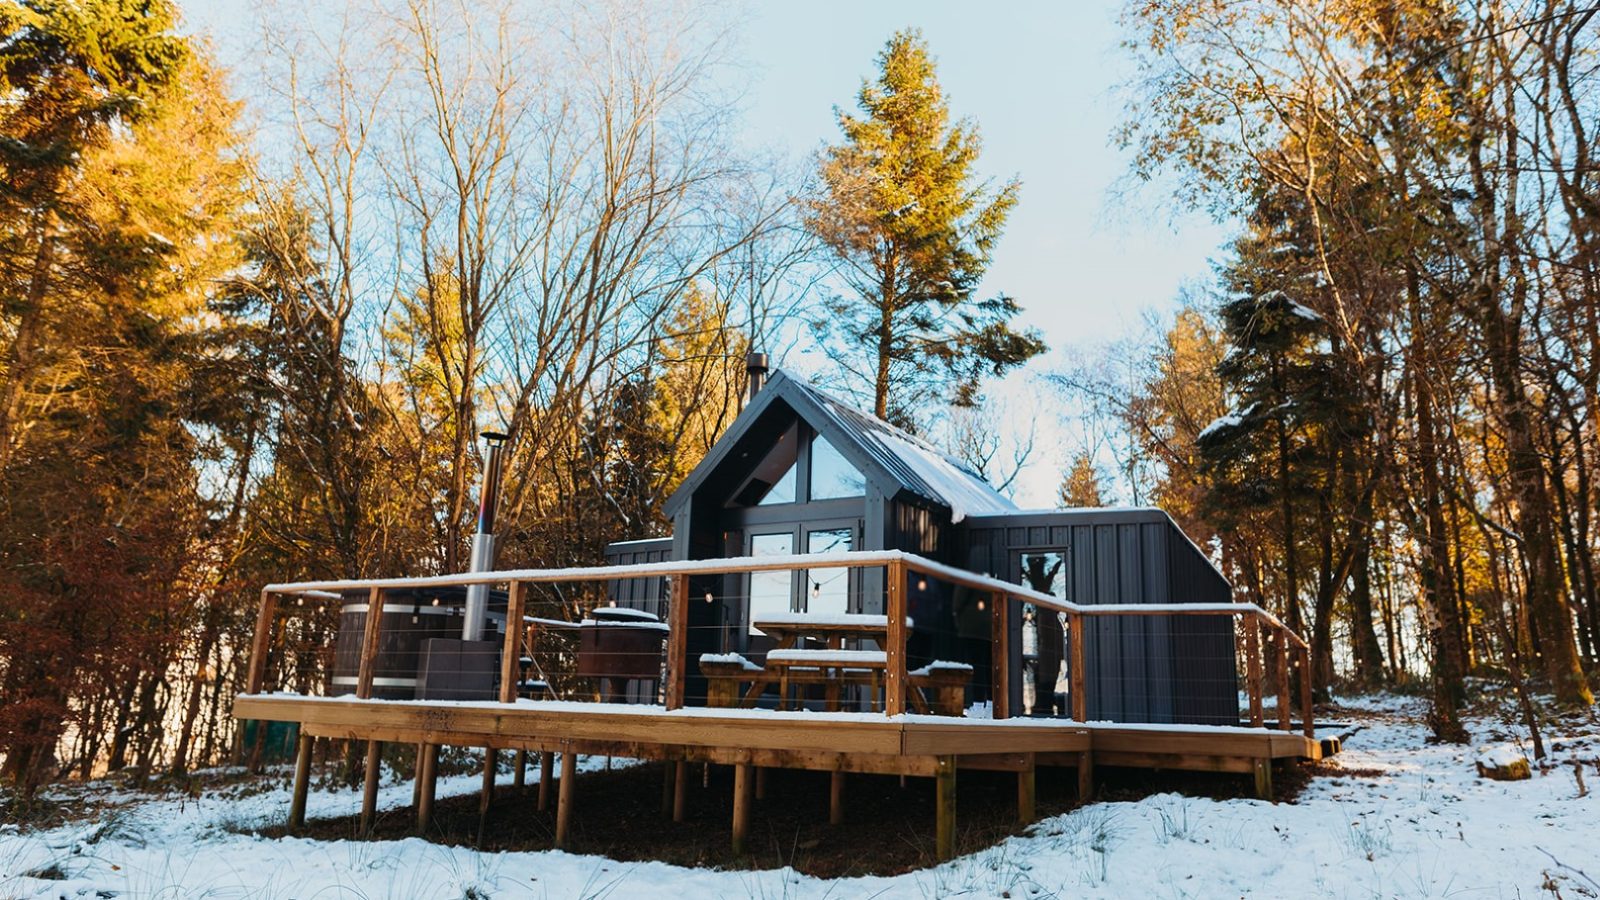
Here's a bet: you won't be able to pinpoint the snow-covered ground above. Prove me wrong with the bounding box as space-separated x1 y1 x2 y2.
4 694 1598 899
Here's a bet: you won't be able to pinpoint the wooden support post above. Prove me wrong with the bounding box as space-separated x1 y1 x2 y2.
829 770 845 825
555 750 576 849
247 590 278 695
513 749 527 789
672 760 688 822
1275 630 1292 731
360 739 381 836
1244 614 1264 727
885 560 908 716
288 733 313 833
416 743 438 835
356 586 384 699
661 761 675 815
1298 644 1315 738
412 742 424 808
478 748 496 838
538 751 554 811
1075 749 1095 803
1067 612 1087 722
499 581 527 703
935 755 957 862
732 762 753 855
665 574 689 710
1252 757 1273 800
1017 755 1036 825
755 766 767 800
990 591 1010 719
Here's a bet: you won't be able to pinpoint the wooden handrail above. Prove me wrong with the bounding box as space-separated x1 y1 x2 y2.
884 559 908 716
499 581 527 703
244 551 1315 735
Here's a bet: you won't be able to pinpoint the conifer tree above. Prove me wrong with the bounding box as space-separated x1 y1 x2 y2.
808 29 1044 429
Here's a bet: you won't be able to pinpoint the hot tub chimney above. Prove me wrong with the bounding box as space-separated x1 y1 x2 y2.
461 430 509 642
745 351 768 404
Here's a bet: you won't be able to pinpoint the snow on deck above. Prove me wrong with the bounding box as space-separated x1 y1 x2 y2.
6 693 1595 898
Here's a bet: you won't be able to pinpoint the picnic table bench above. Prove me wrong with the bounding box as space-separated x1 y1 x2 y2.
697 612 969 715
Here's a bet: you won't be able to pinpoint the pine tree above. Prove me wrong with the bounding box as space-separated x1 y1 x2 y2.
1058 452 1106 508
808 29 1044 429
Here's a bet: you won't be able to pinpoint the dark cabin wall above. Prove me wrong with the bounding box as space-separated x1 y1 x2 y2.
603 539 673 617
955 510 1238 725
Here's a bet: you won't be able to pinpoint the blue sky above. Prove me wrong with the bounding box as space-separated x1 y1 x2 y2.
177 0 1234 504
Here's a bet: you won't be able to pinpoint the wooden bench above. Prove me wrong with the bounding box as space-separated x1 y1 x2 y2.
908 661 972 717
698 653 764 708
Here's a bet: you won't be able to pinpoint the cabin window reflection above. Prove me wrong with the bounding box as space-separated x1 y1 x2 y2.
808 435 864 500
748 532 795 634
732 424 798 506
1019 551 1068 717
804 528 853 614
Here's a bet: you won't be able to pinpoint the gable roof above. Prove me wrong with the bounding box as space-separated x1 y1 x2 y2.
663 369 1015 522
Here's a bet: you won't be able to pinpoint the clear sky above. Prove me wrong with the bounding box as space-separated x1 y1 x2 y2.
177 0 1234 505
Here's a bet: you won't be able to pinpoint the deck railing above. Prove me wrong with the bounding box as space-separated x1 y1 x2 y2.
244 551 1313 736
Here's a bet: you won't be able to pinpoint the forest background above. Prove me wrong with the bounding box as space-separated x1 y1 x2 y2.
2 0 1597 792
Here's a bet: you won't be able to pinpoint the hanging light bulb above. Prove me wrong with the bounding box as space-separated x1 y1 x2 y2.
811 581 821 599
977 599 986 612
916 579 927 591
704 591 714 604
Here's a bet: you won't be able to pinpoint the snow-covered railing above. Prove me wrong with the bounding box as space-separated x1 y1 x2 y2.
244 550 1313 737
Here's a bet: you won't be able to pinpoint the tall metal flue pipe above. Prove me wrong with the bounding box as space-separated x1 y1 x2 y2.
461 430 509 642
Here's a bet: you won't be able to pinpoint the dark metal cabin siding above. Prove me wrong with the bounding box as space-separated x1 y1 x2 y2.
603 539 674 616
954 510 1238 725
1165 526 1238 724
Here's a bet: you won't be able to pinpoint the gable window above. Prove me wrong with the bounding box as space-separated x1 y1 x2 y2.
732 424 798 506
808 435 864 500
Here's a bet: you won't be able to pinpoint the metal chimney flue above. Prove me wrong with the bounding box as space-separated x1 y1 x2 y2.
461 430 509 642
745 351 769 404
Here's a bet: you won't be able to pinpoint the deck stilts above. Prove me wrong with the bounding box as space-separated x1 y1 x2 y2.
288 733 313 832
537 751 553 811
359 739 381 836
477 748 496 841
1075 749 1095 803
412 742 424 808
554 750 576 849
935 755 957 861
829 770 844 825
755 765 767 800
732 761 753 855
1017 757 1036 825
673 760 688 822
1252 757 1273 800
513 749 527 789
661 760 675 814
416 743 438 835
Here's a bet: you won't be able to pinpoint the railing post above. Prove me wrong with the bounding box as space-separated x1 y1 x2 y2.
1275 628 1292 731
246 589 278 695
665 573 689 710
989 590 1009 719
1067 610 1086 722
499 580 527 703
885 560 907 716
356 586 384 699
1244 613 1264 728
1298 643 1315 738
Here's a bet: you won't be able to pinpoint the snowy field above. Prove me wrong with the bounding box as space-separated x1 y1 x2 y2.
3 694 1598 899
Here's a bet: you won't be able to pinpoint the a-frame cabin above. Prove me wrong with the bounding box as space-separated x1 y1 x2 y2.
605 368 1238 724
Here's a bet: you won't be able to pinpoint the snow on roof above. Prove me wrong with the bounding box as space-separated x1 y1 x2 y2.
789 375 1016 522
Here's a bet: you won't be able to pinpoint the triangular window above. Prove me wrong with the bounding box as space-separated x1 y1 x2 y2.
808 436 864 500
731 424 799 506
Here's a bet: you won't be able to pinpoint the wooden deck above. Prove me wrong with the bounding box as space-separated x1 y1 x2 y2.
237 693 1322 859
